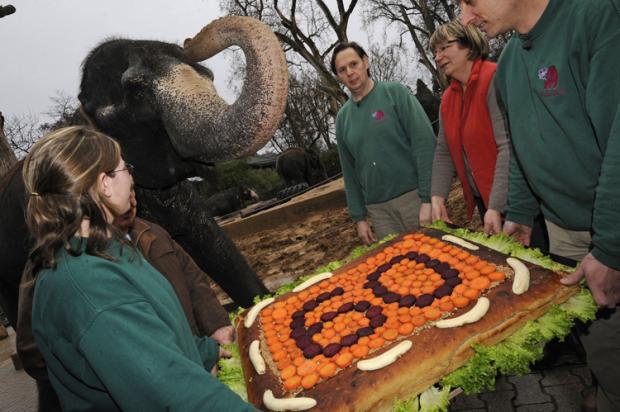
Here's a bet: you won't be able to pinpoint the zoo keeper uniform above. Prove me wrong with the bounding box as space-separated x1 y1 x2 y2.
336 81 436 238
30 238 256 412
494 0 620 410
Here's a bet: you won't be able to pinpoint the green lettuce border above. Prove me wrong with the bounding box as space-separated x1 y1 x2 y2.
218 225 597 412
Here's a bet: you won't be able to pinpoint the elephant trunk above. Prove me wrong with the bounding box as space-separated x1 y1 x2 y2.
155 16 288 162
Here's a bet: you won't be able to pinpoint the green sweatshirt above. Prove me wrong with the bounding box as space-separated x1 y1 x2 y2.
32 238 256 411
336 81 436 222
495 0 620 269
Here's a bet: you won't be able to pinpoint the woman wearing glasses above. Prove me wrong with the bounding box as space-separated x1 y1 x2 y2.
22 126 256 411
428 20 510 235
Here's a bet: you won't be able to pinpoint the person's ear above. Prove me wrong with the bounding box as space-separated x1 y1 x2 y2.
363 55 369 68
98 172 112 198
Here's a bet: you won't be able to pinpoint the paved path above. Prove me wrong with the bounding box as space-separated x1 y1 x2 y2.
0 327 591 412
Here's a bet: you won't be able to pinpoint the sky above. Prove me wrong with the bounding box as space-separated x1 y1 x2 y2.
0 0 233 123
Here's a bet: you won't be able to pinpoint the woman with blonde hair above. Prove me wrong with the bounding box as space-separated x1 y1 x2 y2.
22 126 256 411
429 20 509 234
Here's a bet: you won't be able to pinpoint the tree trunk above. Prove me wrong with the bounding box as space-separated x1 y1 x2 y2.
0 112 18 176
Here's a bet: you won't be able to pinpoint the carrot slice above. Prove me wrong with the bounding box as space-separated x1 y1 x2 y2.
411 315 426 326
398 322 415 335
489 271 506 281
452 296 470 308
424 307 442 320
281 364 297 380
383 329 399 341
463 288 481 299
283 375 302 391
352 344 370 359
318 362 337 379
471 276 491 290
302 373 319 389
297 359 317 376
335 352 354 368
368 337 385 349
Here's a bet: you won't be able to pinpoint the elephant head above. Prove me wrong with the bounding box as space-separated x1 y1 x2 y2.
79 16 288 189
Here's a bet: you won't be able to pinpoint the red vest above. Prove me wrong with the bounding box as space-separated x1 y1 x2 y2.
440 59 497 218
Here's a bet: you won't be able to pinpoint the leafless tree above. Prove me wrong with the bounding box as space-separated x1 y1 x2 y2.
363 0 456 93
221 0 360 115
0 112 18 175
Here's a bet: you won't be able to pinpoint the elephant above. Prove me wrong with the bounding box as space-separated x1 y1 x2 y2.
0 16 288 328
276 147 327 188
204 186 259 218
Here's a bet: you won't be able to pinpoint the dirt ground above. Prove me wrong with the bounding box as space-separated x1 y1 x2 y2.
218 181 481 304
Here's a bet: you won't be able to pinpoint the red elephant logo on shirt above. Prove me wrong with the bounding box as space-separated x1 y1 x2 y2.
537 65 559 89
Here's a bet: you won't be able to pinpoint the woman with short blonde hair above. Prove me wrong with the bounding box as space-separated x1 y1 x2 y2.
429 20 509 235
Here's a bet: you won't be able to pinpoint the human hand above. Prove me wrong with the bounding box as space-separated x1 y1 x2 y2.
210 326 235 345
561 253 620 308
419 203 432 227
356 220 377 245
431 196 451 223
210 345 233 376
483 209 502 236
503 220 532 246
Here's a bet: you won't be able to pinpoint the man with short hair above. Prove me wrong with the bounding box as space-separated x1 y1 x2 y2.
459 1 620 410
331 41 436 245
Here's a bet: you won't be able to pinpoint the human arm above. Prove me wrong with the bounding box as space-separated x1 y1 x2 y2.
396 85 436 205
336 112 371 241
78 302 256 411
356 220 377 245
561 253 620 308
585 13 620 270
484 80 511 235
496 83 539 243
430 113 455 223
169 237 231 337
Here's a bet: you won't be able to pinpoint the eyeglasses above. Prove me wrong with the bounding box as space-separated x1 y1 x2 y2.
434 40 459 57
107 163 134 176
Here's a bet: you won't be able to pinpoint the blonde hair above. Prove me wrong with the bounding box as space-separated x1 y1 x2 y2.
23 126 126 274
429 19 490 61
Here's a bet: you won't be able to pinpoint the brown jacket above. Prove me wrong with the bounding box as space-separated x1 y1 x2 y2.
129 218 230 336
17 217 230 381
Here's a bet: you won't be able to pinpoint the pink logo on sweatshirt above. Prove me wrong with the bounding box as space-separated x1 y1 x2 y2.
372 110 385 121
537 65 566 97
537 65 559 89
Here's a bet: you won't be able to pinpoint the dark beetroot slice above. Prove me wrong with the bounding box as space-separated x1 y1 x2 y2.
446 277 462 287
338 302 355 313
415 294 435 308
442 268 459 278
435 262 451 274
399 295 416 308
292 310 306 319
433 284 453 298
330 287 345 297
290 317 306 329
290 327 307 339
303 300 318 311
355 300 370 312
303 343 323 358
307 322 323 336
321 311 338 322
366 271 381 281
377 263 391 273
373 285 388 296
415 254 430 263
340 333 359 347
366 305 383 318
425 259 440 268
390 255 405 265
296 335 313 349
357 327 374 337
364 280 380 289
323 343 342 358
317 292 332 303
405 251 418 260
382 292 401 304
370 314 387 328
